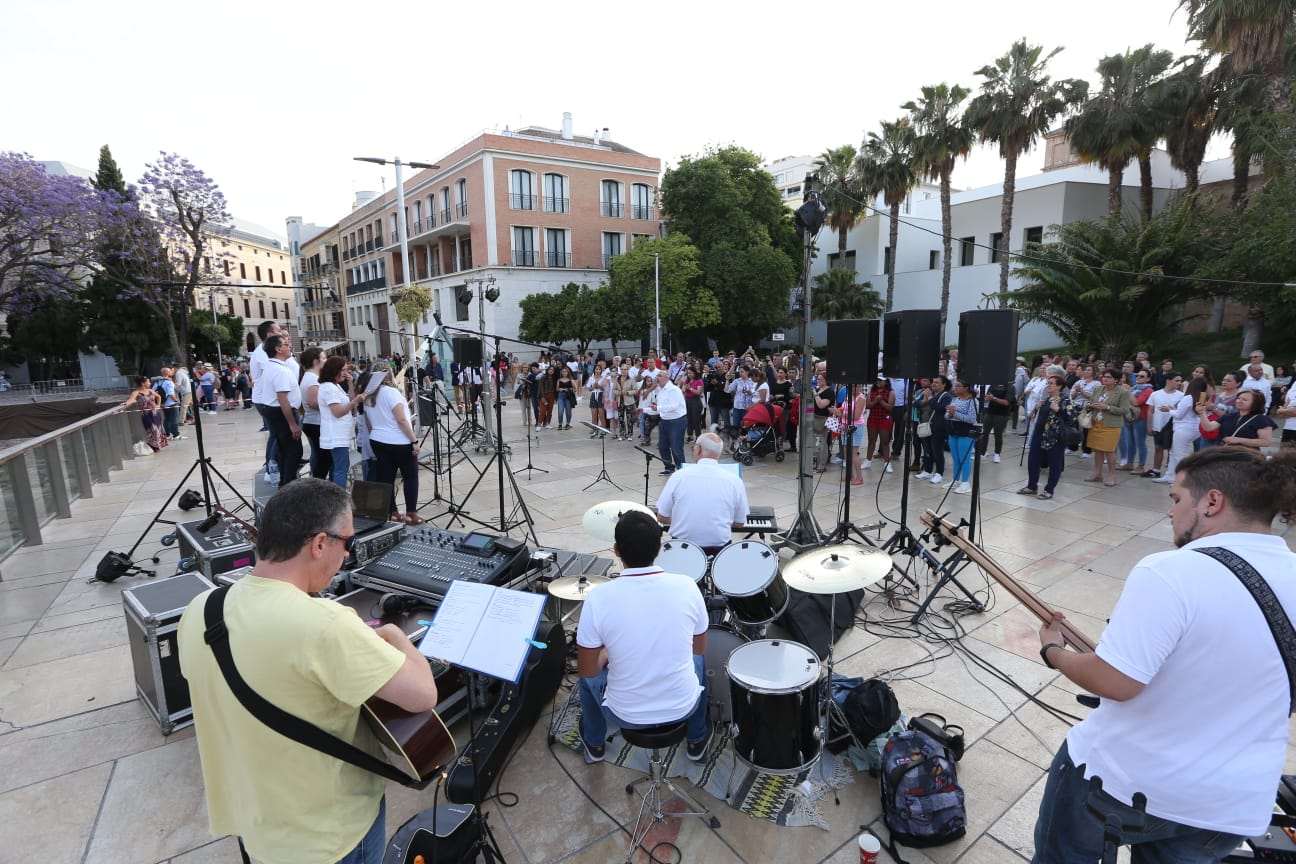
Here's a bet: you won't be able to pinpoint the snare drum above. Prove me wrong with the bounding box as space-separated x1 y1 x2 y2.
702 625 747 725
655 539 708 584
727 639 821 773
711 541 787 624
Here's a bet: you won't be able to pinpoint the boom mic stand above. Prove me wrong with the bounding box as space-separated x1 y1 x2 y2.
634 445 669 507
877 378 924 593
511 381 547 480
824 383 886 545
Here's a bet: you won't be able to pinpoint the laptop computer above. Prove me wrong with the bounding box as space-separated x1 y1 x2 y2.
352 480 394 534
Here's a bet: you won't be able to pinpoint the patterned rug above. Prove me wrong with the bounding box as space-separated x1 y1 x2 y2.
550 693 853 829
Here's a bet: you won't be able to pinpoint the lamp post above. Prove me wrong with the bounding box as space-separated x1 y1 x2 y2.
206 287 224 371
651 252 661 354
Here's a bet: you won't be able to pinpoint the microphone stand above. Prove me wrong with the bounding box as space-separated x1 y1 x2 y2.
634 445 669 506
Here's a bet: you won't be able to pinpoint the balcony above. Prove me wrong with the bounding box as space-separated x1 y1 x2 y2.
413 220 422 234
346 276 387 295
304 329 345 343
375 235 384 249
365 239 374 253
322 261 338 273
456 202 468 218
601 202 623 218
546 251 572 268
631 205 656 220
513 250 537 267
543 196 570 214
602 253 621 269
342 249 352 261
441 208 451 224
509 193 536 211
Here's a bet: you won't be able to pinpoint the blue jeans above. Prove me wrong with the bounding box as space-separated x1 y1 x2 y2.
1033 742 1241 864
731 407 748 430
921 429 946 475
335 798 386 864
1028 437 1066 494
1120 418 1148 466
948 434 974 482
556 393 572 427
329 446 351 488
162 406 179 438
255 404 279 467
580 656 708 749
659 415 686 471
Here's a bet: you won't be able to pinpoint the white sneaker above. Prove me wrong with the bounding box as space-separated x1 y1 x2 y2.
1116 461 1127 468
1152 476 1173 484
915 471 931 479
929 473 943 485
885 463 893 473
1079 452 1092 459
861 459 872 469
993 453 1001 463
830 456 844 465
953 482 971 494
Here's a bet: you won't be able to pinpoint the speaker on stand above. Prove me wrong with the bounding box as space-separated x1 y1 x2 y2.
823 319 884 546
957 309 1019 386
881 310 941 380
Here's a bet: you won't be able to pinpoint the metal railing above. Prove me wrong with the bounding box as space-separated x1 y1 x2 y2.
544 196 570 213
441 208 452 224
601 202 623 218
631 205 656 220
602 253 621 269
546 251 572 268
0 403 142 566
509 193 536 211
346 276 388 295
456 202 469 218
513 250 537 267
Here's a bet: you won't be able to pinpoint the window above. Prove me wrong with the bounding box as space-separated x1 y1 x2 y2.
827 251 857 270
602 232 623 268
226 298 234 314
543 173 568 213
203 256 211 272
244 299 251 317
455 179 468 217
632 234 653 248
601 180 623 218
281 270 287 283
959 236 975 267
513 226 537 267
631 183 654 220
928 250 940 270
255 266 262 281
283 302 291 317
990 232 1006 264
545 228 570 268
223 260 231 276
1024 226 1043 247
390 213 398 241
258 300 266 318
883 247 892 275
509 169 535 210
271 301 278 319
441 187 451 224
413 200 422 233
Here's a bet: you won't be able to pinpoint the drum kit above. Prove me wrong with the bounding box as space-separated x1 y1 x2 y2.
560 501 893 776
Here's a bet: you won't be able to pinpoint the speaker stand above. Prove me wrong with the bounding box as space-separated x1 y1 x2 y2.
823 386 885 546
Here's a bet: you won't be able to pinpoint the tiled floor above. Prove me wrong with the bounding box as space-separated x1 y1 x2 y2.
1 404 1293 863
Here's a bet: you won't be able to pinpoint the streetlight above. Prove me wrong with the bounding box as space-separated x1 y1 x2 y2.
650 252 661 353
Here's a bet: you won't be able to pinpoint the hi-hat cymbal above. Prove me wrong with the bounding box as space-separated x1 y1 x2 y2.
782 545 892 594
582 500 655 541
548 574 611 601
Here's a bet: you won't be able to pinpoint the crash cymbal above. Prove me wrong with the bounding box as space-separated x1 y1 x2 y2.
548 573 611 601
581 499 655 541
782 545 892 594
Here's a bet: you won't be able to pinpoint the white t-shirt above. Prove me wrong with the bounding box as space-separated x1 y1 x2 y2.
250 345 272 405
300 371 320 425
1066 532 1296 835
1146 389 1183 432
576 567 707 725
656 458 749 548
265 359 301 409
1285 389 1296 432
366 386 411 445
318 382 353 449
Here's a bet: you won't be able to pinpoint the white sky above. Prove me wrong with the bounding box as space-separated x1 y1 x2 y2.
4 0 1208 238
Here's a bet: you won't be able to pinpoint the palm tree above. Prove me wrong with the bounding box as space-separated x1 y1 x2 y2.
904 83 974 334
860 118 918 312
813 145 870 268
812 267 884 320
965 39 1089 297
1154 55 1223 198
1065 45 1174 219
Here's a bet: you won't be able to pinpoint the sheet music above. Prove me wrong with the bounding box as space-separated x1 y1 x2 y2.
418 581 545 683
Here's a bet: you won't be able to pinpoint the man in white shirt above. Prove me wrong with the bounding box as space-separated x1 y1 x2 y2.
1240 349 1275 383
656 433 749 555
263 334 303 486
249 321 283 468
1143 372 1184 479
1034 446 1296 862
1239 363 1271 411
655 370 688 475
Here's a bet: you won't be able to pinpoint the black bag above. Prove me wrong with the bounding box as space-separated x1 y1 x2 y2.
827 678 900 755
1062 414 1083 450
947 420 980 438
881 728 967 854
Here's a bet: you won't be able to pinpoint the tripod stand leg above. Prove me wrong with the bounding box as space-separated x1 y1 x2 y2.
909 549 984 622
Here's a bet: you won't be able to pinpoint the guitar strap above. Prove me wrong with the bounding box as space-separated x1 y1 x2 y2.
201 585 422 787
1194 547 1296 714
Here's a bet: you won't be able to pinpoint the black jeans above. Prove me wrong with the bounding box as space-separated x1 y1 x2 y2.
371 439 419 515
264 408 303 486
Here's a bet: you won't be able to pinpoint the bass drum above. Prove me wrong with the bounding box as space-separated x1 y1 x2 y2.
728 639 821 774
711 541 787 624
702 625 747 726
655 539 708 584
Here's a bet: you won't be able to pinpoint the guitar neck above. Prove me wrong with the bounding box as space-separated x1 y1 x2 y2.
920 509 1097 653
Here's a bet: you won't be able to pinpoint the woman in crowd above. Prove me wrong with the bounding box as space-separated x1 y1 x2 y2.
683 367 705 442
1023 365 1049 430
944 379 979 494
1271 365 1290 413
618 367 640 440
1069 364 1101 456
864 375 894 472
353 371 376 481
1213 371 1241 417
317 356 363 488
1019 374 1075 500
554 366 576 431
123 376 167 453
846 382 868 485
297 347 327 479
363 365 425 524
916 375 951 485
1278 381 1296 444
1084 369 1130 486
1121 369 1153 473
1196 389 1277 449
587 361 606 436
1155 375 1207 483
811 372 835 473
768 366 794 451
536 364 558 429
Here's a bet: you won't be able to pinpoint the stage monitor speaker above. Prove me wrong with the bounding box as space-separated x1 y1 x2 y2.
881 309 941 379
826 319 880 384
957 309 1020 384
452 337 482 368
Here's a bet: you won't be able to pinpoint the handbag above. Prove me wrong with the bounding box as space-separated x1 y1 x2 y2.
916 421 933 439
1078 408 1093 430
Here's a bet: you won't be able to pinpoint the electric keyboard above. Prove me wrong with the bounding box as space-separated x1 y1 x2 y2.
739 506 778 535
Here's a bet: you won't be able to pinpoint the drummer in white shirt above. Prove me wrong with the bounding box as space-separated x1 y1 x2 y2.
656 433 749 557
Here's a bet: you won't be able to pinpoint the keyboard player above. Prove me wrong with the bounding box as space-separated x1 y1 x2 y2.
655 432 750 556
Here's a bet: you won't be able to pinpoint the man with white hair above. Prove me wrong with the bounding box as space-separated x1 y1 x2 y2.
1239 363 1271 411
656 432 749 556
655 369 688 475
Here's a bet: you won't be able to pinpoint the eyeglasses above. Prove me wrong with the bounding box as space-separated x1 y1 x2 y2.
323 532 357 553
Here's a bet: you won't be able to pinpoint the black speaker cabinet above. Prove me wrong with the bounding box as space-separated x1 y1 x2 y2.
826 319 880 384
452 337 482 367
881 310 941 379
958 309 1020 384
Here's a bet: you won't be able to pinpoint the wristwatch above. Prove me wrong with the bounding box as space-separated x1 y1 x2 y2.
1039 642 1066 669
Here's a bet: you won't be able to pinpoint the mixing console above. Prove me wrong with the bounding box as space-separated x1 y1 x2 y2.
353 527 528 601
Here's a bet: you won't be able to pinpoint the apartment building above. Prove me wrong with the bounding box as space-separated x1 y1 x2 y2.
334 113 663 361
766 154 816 210
287 217 345 353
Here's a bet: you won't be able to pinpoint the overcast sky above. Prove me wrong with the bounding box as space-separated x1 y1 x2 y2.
5 0 1208 239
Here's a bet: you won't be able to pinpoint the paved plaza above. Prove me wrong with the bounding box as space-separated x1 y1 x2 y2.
1 403 1294 863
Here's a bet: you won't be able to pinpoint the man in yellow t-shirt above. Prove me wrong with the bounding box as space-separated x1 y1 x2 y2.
178 479 438 864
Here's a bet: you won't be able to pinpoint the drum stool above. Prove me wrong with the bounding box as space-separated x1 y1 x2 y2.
622 721 719 861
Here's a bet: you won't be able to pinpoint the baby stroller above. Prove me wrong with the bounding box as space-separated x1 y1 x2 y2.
733 401 785 466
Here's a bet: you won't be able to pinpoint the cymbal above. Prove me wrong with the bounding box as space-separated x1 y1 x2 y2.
582 500 655 541
548 574 611 601
782 545 892 594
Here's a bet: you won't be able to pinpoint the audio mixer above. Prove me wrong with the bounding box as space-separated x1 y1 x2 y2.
352 527 529 602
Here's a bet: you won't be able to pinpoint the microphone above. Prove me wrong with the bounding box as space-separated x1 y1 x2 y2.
196 512 222 533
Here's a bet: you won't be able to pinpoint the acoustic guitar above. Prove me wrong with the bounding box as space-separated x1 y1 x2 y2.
362 697 457 790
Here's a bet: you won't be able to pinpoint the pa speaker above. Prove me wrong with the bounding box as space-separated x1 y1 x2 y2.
881 310 941 379
957 309 1019 384
452 337 482 367
826 319 880 384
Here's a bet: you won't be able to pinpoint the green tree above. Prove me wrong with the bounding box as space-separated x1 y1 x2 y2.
811 267 884 321
860 118 918 312
2 297 87 377
188 309 246 364
1065 45 1174 218
518 289 566 347
1155 56 1224 197
904 83 974 332
659 146 798 345
1209 173 1296 344
965 39 1089 296
604 234 711 351
813 145 871 266
1007 200 1222 360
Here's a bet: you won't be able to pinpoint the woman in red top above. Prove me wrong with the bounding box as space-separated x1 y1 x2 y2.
865 376 895 471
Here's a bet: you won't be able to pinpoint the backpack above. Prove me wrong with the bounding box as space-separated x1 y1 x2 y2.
880 728 967 854
827 678 900 755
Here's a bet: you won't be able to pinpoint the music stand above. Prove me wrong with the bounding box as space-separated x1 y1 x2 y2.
580 421 619 491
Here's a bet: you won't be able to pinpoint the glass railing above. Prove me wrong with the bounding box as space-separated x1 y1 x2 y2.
0 404 141 563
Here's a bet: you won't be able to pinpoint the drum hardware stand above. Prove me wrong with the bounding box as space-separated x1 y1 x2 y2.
908 515 984 622
634 445 669 506
581 421 620 491
416 383 463 523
